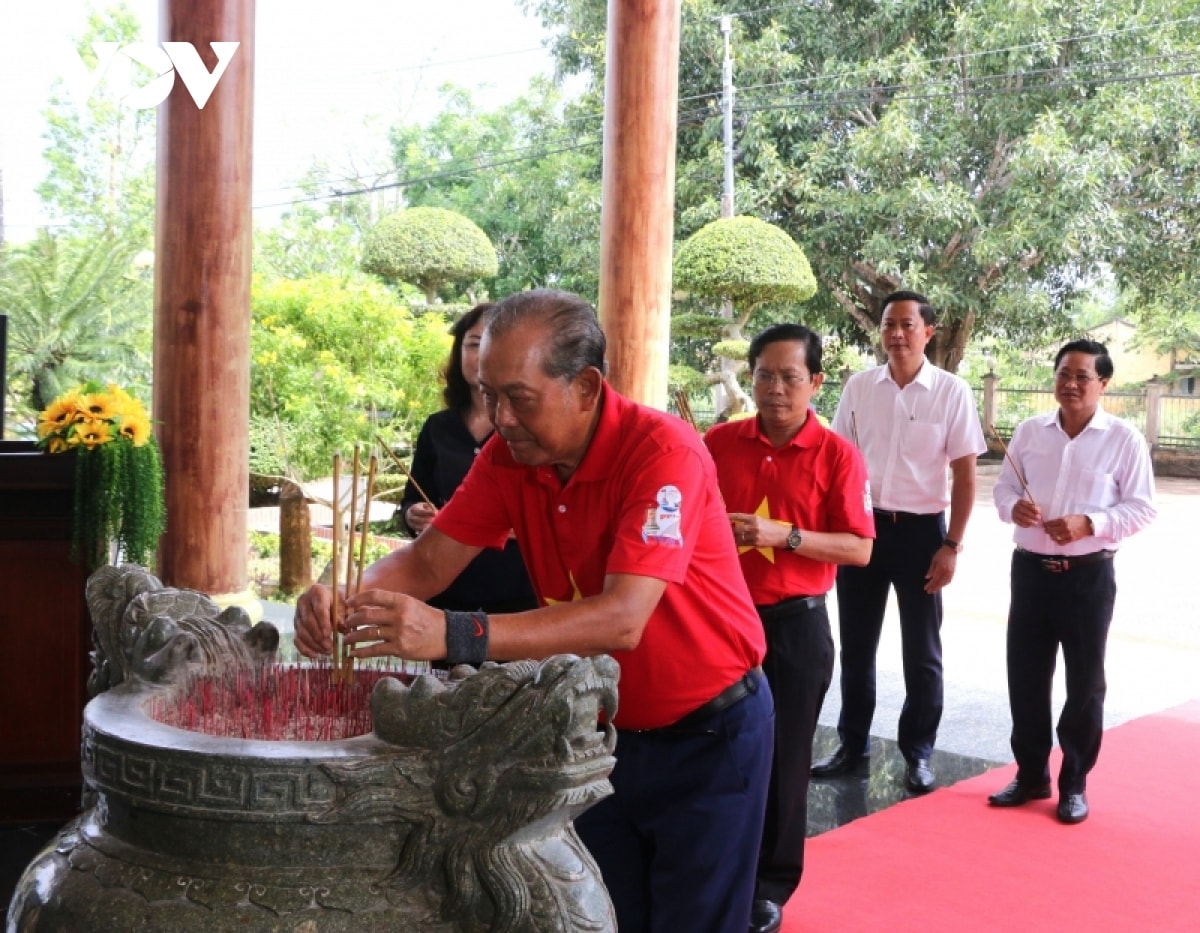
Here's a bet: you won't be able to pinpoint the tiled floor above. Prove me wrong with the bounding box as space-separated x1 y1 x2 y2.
807 724 998 836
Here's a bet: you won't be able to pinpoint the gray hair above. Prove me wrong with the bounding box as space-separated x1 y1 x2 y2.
485 289 608 380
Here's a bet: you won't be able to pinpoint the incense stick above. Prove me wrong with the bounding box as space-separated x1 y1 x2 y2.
344 446 361 593
331 453 342 675
989 425 1037 507
850 410 861 448
674 390 698 431
375 434 436 509
338 446 363 684
355 454 378 594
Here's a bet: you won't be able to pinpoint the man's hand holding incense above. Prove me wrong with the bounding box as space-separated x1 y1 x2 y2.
1011 499 1043 529
404 501 438 535
342 589 447 660
293 584 339 657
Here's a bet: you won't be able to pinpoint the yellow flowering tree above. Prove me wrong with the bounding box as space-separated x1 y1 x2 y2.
250 274 451 481
37 382 166 570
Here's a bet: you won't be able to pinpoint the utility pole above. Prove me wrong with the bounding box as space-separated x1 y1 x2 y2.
716 15 737 414
721 15 735 219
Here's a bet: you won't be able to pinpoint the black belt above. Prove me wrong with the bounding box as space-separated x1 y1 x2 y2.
756 594 825 618
873 507 935 522
1015 548 1114 573
665 666 764 731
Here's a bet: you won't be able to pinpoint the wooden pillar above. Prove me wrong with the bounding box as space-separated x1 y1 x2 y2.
598 0 681 408
153 0 255 607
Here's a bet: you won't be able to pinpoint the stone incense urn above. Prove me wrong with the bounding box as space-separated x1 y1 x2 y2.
7 565 619 932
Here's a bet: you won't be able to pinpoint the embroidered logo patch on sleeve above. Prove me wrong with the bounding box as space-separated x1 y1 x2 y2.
641 484 684 546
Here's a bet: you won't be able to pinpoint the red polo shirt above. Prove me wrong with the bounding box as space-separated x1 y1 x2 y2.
434 384 765 729
704 410 875 604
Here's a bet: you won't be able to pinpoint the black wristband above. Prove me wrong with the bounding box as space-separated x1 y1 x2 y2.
444 610 489 666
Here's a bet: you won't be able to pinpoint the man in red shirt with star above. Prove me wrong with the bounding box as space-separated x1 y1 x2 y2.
705 323 875 933
295 289 773 933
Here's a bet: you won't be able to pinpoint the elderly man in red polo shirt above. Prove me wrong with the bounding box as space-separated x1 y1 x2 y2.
705 323 875 933
294 289 774 933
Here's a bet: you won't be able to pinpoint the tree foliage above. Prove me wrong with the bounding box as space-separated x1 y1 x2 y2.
37 2 156 241
674 216 816 317
1128 282 1200 363
386 81 603 300
524 0 1200 371
673 215 817 414
1 231 152 426
1 4 157 435
361 206 498 303
254 167 364 282
250 274 451 480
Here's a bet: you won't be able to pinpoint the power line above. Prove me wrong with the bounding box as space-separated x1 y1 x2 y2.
726 14 1200 99
736 63 1200 118
253 139 602 212
252 17 1200 211
253 44 1198 212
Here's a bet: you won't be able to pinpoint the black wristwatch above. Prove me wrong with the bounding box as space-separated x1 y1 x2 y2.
786 525 803 551
941 537 962 553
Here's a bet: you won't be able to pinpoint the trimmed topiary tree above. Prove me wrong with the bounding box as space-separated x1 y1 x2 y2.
675 215 817 311
673 216 817 417
361 207 499 303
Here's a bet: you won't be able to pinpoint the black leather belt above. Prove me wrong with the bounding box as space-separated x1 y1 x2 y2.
666 666 764 731
873 507 931 522
756 594 825 617
1016 548 1114 573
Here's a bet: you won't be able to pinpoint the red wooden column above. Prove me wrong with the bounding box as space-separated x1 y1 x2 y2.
598 0 682 408
153 0 255 607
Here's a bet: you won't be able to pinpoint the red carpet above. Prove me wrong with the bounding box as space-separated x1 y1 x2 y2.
784 700 1200 932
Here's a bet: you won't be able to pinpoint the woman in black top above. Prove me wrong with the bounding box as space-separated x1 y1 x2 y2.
396 303 537 613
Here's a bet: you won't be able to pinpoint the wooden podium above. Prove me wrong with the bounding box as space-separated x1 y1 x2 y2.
0 441 91 823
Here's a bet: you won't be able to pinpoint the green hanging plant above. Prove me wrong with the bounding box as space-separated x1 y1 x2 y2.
36 381 167 571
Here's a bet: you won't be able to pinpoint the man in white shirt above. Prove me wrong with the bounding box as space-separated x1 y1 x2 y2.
988 339 1156 824
814 291 986 793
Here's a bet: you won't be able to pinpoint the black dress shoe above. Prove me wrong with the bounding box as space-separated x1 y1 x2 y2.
749 898 782 933
904 758 935 793
811 745 869 777
1056 792 1089 824
987 778 1053 807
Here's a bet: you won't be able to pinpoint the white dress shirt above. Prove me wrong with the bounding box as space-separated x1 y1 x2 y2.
831 362 986 513
993 407 1157 554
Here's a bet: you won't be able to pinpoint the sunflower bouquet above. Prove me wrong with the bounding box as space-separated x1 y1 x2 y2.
37 382 166 570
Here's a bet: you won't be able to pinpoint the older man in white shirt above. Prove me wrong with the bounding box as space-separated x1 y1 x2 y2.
814 291 986 794
988 339 1156 824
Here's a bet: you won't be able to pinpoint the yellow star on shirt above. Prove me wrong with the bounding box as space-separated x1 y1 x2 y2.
739 496 781 564
543 572 584 606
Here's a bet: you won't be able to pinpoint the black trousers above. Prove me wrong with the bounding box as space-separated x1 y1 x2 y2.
1006 551 1117 794
577 677 774 933
755 598 834 905
834 512 945 761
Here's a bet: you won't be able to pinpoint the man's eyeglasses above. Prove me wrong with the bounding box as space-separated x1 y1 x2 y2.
752 370 810 388
1054 371 1098 387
